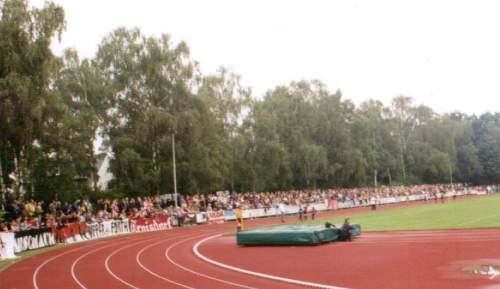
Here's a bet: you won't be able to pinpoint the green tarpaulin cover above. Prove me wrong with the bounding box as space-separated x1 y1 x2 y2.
236 224 361 245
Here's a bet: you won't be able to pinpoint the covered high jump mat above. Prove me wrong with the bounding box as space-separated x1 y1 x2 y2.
236 224 361 245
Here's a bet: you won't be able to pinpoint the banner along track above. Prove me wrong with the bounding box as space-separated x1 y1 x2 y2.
2 199 500 289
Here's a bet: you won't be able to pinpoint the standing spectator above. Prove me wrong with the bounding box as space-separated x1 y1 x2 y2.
278 202 286 223
311 206 317 220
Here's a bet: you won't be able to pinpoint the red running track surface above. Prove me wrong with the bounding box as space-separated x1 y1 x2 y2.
1 198 500 289
197 229 500 289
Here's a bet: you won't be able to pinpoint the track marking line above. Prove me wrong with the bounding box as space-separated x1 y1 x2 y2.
489 270 500 280
105 235 173 289
458 211 500 226
193 234 351 289
164 234 261 289
71 238 134 289
135 236 199 289
33 243 99 289
106 229 210 289
34 231 172 289
133 229 219 289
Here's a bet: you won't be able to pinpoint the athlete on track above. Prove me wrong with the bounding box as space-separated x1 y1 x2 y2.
235 205 243 231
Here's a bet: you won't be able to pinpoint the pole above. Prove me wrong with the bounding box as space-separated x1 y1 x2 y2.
449 161 453 186
172 133 178 207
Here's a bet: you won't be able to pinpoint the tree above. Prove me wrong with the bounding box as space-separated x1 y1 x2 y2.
352 99 399 186
31 49 108 200
472 113 500 183
0 0 65 196
391 96 414 183
197 68 251 191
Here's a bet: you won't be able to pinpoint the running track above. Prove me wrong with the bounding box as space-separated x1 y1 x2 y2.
2 198 500 289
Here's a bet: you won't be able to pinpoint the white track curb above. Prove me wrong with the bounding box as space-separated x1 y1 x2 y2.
193 234 351 289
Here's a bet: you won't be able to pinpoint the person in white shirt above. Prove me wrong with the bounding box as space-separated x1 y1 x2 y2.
278 203 285 223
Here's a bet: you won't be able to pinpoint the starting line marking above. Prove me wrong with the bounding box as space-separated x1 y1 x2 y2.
193 234 352 289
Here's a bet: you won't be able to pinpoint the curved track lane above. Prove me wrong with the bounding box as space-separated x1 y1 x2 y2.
197 229 500 289
2 197 499 289
134 230 305 289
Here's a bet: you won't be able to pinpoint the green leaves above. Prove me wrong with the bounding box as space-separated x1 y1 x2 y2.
2 0 500 200
472 113 500 183
0 0 65 197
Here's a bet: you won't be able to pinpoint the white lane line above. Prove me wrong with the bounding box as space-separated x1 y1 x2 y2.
365 230 500 236
193 234 351 289
135 236 202 289
358 234 500 237
458 211 500 226
33 243 98 289
355 237 500 244
105 236 169 289
35 230 175 289
164 235 261 289
133 230 217 289
71 238 132 289
106 231 204 289
377 231 500 236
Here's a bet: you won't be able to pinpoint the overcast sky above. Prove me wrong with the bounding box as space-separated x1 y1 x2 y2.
32 0 500 115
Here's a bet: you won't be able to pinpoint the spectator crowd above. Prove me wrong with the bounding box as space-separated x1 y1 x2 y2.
0 183 496 234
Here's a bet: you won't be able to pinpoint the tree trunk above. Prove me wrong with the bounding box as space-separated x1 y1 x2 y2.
13 151 24 197
449 161 453 186
398 136 406 184
152 140 160 193
230 141 235 192
0 155 5 192
387 168 392 187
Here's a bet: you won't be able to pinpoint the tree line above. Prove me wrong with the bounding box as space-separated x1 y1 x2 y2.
1 0 500 201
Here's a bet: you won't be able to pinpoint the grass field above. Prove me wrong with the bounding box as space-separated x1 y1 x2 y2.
312 194 500 231
2 194 499 272
0 244 61 272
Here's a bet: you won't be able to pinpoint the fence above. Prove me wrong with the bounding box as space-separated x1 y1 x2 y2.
0 189 490 260
0 216 173 260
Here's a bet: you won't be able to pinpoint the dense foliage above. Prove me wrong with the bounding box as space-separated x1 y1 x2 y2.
1 0 500 201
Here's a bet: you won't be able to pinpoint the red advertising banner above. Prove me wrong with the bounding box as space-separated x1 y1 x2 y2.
328 199 338 210
132 217 172 231
207 210 225 223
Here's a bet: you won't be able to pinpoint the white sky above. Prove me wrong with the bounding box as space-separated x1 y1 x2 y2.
32 0 500 115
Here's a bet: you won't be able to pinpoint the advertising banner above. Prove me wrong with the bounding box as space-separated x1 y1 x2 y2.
15 228 56 251
207 210 225 223
0 232 17 260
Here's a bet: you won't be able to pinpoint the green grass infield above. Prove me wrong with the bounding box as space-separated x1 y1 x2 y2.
2 194 499 271
310 194 500 231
